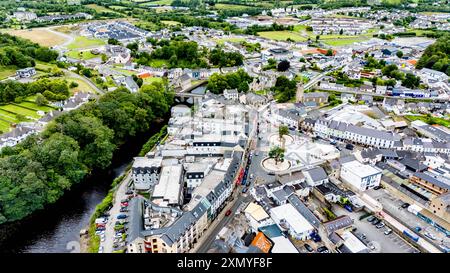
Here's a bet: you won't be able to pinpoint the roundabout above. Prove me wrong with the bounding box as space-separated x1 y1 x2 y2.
261 157 291 173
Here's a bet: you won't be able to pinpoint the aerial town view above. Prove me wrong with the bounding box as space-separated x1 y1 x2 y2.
0 0 449 259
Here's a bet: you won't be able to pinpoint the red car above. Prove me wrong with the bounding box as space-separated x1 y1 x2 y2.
225 210 232 216
121 202 128 207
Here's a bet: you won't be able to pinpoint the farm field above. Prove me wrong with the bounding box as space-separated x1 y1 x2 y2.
53 25 80 34
1 28 68 47
257 31 307 42
66 36 106 50
86 4 122 14
140 0 173 5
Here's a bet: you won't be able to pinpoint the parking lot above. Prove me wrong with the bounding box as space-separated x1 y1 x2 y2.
333 205 419 253
366 188 449 248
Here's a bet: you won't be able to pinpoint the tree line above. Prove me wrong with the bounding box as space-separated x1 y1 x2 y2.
0 78 70 104
0 33 58 68
416 34 450 76
0 82 174 224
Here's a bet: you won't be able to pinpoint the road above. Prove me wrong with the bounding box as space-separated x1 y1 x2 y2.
195 193 252 253
46 26 75 48
101 172 132 253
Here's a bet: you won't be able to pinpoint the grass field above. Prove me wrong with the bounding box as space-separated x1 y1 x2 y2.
161 20 181 26
66 50 99 60
53 25 80 34
0 104 42 119
405 115 450 128
0 66 17 80
258 31 307 42
140 0 173 5
66 36 106 50
86 4 121 14
148 59 169 68
67 77 98 94
143 77 163 84
214 37 246 45
323 38 368 46
17 101 55 112
2 28 67 47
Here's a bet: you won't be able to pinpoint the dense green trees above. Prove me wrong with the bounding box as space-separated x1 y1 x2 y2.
0 78 70 104
277 60 290 72
416 34 450 76
0 83 174 224
0 33 58 68
207 69 252 94
209 48 243 68
272 76 297 102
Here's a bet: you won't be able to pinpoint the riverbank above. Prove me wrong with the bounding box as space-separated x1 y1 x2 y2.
84 124 168 253
0 121 168 253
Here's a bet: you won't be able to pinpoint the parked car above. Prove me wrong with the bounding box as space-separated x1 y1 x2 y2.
125 190 133 195
384 229 392 235
372 219 381 225
401 203 410 209
120 208 128 213
121 202 129 207
117 214 128 219
415 226 422 232
345 144 354 150
376 222 385 229
317 246 328 253
424 232 436 240
360 233 367 240
367 216 376 222
373 185 383 190
304 244 314 252
98 246 104 253
242 188 248 194
225 210 232 216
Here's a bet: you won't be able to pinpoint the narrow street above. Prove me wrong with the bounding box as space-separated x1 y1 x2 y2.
102 171 132 253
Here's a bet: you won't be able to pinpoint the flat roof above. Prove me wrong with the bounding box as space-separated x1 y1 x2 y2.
244 202 270 222
342 160 381 177
152 165 182 204
270 236 299 253
132 157 162 169
341 230 367 253
270 204 314 234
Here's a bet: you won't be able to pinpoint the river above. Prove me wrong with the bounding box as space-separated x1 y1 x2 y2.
0 126 162 253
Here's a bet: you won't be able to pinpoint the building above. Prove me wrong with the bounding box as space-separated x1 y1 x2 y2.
152 165 184 207
131 157 162 191
302 92 329 105
269 203 315 240
429 193 450 221
223 89 239 101
409 172 450 196
185 162 211 189
12 11 37 22
16 67 36 78
340 160 382 191
244 202 274 232
303 166 329 186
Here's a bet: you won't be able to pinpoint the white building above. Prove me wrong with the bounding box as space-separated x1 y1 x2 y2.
223 89 239 101
152 165 183 207
131 157 162 191
269 203 315 240
340 160 382 191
